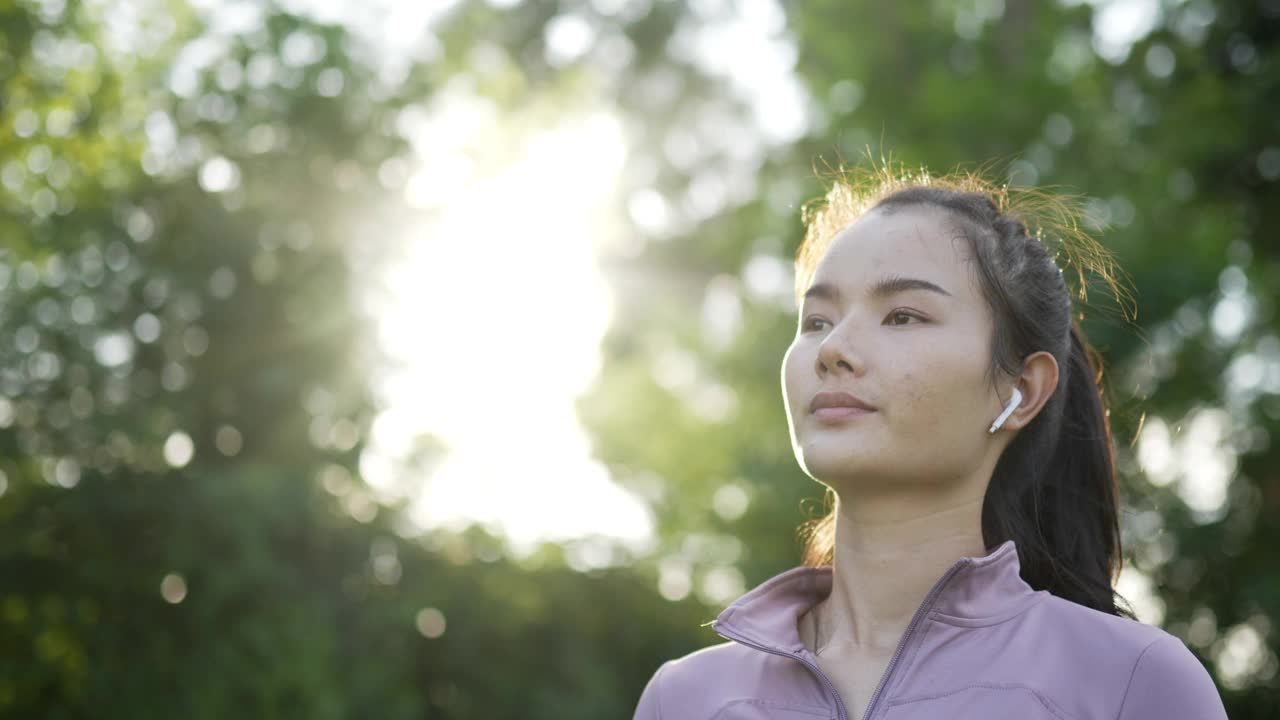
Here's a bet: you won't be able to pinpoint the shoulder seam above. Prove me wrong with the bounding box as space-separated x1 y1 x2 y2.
1113 636 1168 720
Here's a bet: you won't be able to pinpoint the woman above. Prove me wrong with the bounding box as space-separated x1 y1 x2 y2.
632 163 1228 719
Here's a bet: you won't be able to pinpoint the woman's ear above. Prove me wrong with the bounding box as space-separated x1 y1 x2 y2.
1000 351 1060 432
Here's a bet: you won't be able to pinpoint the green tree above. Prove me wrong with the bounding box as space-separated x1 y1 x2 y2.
2 0 1276 716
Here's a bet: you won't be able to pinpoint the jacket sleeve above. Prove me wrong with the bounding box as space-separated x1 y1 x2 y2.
1116 636 1228 720
633 660 671 720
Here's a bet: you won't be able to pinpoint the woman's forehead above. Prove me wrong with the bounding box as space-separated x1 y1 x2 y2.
815 206 972 287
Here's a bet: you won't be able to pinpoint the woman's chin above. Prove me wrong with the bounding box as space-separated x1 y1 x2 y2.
799 454 879 483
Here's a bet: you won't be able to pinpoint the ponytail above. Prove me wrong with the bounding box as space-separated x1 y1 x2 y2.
981 319 1134 618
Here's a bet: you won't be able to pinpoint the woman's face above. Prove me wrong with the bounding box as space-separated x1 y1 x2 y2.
780 204 1006 493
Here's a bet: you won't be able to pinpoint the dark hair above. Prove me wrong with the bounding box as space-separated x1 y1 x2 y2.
792 158 1139 619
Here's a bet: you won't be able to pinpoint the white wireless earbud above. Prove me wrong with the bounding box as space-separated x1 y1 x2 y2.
988 387 1023 434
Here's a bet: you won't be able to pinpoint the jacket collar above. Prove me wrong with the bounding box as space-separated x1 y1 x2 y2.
710 539 1043 653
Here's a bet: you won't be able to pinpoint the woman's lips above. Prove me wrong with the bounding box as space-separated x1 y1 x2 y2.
813 407 875 421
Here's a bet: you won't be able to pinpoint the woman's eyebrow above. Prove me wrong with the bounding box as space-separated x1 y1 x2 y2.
803 274 953 304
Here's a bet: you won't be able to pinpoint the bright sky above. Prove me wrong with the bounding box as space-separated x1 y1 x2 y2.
359 104 659 559
229 0 807 562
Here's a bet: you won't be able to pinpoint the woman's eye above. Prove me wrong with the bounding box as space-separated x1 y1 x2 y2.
801 317 828 332
886 310 922 326
803 312 922 331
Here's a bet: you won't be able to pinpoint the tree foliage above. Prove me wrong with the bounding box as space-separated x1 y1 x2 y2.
1 0 1276 717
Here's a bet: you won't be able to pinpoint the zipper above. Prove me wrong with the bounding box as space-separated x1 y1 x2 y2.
854 562 965 720
712 560 969 720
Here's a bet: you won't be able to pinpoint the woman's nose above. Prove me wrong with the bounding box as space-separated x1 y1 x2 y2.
815 324 865 376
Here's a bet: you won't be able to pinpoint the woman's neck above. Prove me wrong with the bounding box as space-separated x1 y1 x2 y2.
813 493 987 657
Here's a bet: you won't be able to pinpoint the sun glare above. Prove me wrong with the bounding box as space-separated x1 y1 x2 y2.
360 104 655 559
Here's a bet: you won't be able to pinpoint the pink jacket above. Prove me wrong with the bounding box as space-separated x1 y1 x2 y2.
633 539 1228 719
